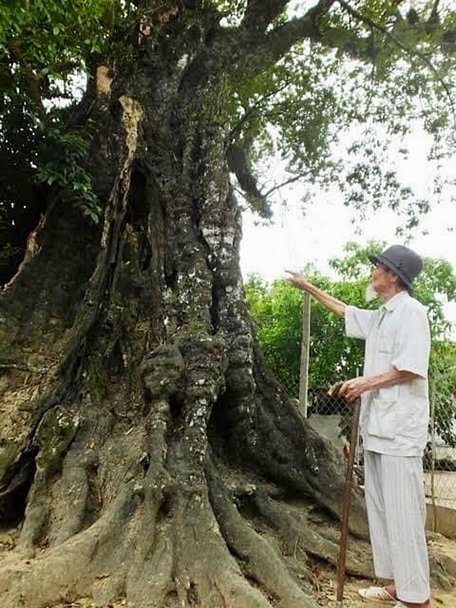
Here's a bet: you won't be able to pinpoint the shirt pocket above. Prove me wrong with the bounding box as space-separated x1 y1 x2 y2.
367 398 397 440
378 333 393 353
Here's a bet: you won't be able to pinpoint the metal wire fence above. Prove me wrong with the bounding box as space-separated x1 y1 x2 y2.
250 286 456 533
285 366 456 516
426 365 456 524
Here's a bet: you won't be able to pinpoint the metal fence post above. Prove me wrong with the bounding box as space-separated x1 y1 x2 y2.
429 372 437 533
299 293 311 418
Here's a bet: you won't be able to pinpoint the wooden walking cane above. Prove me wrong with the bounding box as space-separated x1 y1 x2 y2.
335 391 361 608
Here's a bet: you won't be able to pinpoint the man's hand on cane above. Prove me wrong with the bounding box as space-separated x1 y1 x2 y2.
329 377 372 402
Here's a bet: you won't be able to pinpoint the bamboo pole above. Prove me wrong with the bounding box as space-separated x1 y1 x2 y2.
299 292 311 417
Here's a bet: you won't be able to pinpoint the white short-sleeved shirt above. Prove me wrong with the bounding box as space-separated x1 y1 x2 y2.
345 291 430 456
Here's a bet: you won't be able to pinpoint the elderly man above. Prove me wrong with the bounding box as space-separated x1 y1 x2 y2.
287 245 432 608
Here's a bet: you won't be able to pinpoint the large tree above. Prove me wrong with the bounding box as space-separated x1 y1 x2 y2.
1 2 455 607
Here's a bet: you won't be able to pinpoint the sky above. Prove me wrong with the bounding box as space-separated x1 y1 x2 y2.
240 193 455 280
240 194 456 329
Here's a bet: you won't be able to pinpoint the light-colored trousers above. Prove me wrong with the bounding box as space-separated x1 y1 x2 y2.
364 450 431 603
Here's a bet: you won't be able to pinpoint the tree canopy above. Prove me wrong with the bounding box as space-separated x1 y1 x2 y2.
2 0 456 283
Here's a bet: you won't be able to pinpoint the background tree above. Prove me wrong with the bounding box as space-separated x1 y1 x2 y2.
246 241 456 444
1 2 456 607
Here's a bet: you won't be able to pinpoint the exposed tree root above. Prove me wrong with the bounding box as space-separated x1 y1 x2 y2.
208 464 319 608
251 490 373 578
0 373 367 608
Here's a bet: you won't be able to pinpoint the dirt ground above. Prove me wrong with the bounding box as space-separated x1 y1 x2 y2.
1 528 455 608
312 531 456 607
312 573 456 607
54 578 455 608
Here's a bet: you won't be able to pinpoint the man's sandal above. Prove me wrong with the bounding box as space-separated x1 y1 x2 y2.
358 586 396 601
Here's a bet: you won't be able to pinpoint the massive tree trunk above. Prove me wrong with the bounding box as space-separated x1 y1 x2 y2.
0 3 450 607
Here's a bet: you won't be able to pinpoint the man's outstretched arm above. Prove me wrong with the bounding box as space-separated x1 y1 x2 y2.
286 270 347 318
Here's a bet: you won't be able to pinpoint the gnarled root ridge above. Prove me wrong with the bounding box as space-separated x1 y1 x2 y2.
0 454 372 608
0 339 373 608
1 328 452 608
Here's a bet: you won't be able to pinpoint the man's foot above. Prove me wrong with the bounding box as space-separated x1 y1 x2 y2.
384 584 397 599
358 585 396 601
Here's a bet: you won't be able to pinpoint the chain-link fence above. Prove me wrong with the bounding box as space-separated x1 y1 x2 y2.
304 389 364 485
248 283 456 532
290 365 456 520
425 365 456 532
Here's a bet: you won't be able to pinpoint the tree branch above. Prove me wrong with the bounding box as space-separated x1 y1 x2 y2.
221 0 337 84
8 38 46 118
260 0 337 63
427 0 440 27
263 173 306 198
227 143 264 201
242 0 289 33
338 0 456 124
229 79 291 141
180 0 346 103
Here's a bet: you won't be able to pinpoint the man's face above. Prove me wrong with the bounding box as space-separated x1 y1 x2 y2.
370 262 397 294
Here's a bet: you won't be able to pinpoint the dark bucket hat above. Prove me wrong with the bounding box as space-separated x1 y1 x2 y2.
369 245 423 290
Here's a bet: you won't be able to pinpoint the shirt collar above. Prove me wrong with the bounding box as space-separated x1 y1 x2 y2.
380 290 408 312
